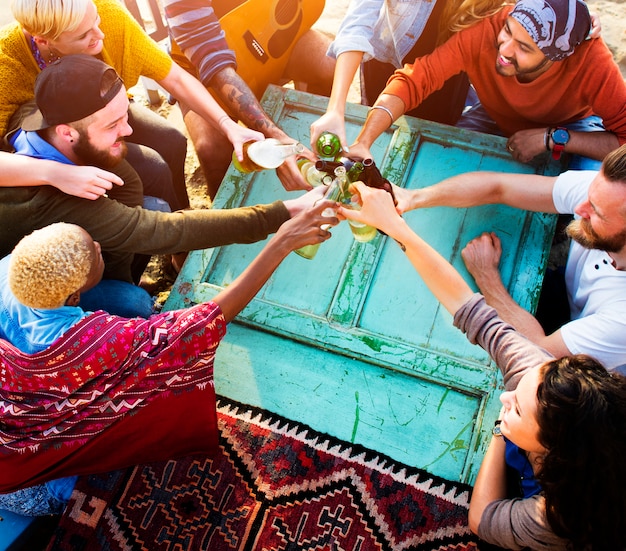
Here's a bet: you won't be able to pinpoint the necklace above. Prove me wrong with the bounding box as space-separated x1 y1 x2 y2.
29 36 60 70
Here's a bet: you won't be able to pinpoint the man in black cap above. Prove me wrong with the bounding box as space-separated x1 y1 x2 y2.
17 55 132 171
348 0 626 171
0 55 331 313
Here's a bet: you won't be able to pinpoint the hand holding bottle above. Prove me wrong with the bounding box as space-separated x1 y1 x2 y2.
310 112 349 157
219 116 265 162
232 139 305 173
337 182 403 239
274 197 340 254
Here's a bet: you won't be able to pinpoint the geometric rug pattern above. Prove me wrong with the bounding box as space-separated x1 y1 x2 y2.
46 397 479 550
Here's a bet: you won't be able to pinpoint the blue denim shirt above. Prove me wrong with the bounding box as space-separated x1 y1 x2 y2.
328 0 438 67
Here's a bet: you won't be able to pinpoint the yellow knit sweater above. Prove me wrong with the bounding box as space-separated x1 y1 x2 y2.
0 0 172 136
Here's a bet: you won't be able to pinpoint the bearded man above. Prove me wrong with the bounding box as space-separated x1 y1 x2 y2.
389 144 626 372
346 0 626 171
1 55 327 315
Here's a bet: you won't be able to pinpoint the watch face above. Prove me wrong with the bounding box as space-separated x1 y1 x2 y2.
552 128 570 145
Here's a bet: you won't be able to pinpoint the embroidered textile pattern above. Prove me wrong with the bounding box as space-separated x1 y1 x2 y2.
0 303 225 452
46 397 479 551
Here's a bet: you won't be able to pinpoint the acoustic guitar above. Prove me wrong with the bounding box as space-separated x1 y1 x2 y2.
219 0 325 98
170 0 325 100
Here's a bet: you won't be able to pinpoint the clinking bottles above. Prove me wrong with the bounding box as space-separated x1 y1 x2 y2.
232 139 305 173
322 165 376 243
294 166 348 260
297 158 333 187
294 165 377 260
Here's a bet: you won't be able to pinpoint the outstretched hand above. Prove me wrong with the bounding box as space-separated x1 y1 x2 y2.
310 111 349 155
344 142 373 163
224 120 265 162
337 182 401 236
282 184 329 217
274 197 339 253
276 139 317 192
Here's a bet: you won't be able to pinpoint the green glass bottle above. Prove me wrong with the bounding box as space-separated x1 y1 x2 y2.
346 160 365 183
316 132 342 159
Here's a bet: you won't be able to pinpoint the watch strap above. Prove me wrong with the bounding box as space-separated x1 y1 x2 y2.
492 420 503 437
551 127 569 161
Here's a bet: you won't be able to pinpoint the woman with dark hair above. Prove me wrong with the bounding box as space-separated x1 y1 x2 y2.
339 182 626 550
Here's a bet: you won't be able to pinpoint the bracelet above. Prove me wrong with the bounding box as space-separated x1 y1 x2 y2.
217 114 231 128
544 127 553 151
369 105 395 125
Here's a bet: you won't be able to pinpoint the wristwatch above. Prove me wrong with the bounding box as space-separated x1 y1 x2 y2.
492 420 503 437
550 127 570 160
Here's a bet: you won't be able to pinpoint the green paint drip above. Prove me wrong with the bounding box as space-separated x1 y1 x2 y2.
351 391 360 442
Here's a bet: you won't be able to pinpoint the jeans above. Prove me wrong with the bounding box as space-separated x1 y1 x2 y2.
457 101 604 171
127 102 189 211
80 279 154 318
0 477 76 516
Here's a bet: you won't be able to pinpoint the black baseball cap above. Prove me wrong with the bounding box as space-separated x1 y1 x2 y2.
21 54 124 131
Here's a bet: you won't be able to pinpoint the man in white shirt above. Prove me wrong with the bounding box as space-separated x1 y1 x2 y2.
392 144 626 372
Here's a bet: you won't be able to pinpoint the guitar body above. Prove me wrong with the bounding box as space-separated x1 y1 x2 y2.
219 0 325 98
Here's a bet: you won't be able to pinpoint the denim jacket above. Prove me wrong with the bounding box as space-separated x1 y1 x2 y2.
328 0 439 68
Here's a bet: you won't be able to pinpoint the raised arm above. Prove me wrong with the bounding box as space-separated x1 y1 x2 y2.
392 171 559 215
310 50 364 153
338 182 474 315
348 94 406 161
206 66 313 191
157 63 264 161
214 198 338 321
460 231 570 357
162 0 311 191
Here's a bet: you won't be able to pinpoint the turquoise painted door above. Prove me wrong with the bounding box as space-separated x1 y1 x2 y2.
165 85 559 483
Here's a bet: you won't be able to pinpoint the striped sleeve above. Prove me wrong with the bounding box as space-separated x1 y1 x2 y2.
163 0 237 86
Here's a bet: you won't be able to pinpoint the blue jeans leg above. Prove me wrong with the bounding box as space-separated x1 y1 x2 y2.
0 482 69 516
80 279 154 318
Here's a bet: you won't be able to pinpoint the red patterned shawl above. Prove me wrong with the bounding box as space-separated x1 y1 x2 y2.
0 302 226 492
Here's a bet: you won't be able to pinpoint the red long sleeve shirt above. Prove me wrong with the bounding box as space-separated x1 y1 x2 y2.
384 7 626 143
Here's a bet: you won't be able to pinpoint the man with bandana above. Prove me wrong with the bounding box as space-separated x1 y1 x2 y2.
348 0 626 171
388 143 626 373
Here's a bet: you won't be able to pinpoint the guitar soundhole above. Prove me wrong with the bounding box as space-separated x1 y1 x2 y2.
274 0 298 26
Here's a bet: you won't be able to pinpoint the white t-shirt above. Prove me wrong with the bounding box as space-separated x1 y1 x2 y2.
552 171 626 372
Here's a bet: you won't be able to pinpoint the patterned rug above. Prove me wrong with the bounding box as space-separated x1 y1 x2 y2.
46 397 479 551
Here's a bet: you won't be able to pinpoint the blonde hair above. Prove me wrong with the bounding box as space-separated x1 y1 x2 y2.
438 0 513 44
11 0 90 40
9 223 94 309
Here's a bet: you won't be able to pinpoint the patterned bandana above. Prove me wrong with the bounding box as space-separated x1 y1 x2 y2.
510 0 591 61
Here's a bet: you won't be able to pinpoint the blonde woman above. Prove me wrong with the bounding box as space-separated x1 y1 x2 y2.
0 0 263 209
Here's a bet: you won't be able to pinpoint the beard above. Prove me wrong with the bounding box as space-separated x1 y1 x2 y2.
566 218 626 253
72 132 128 169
